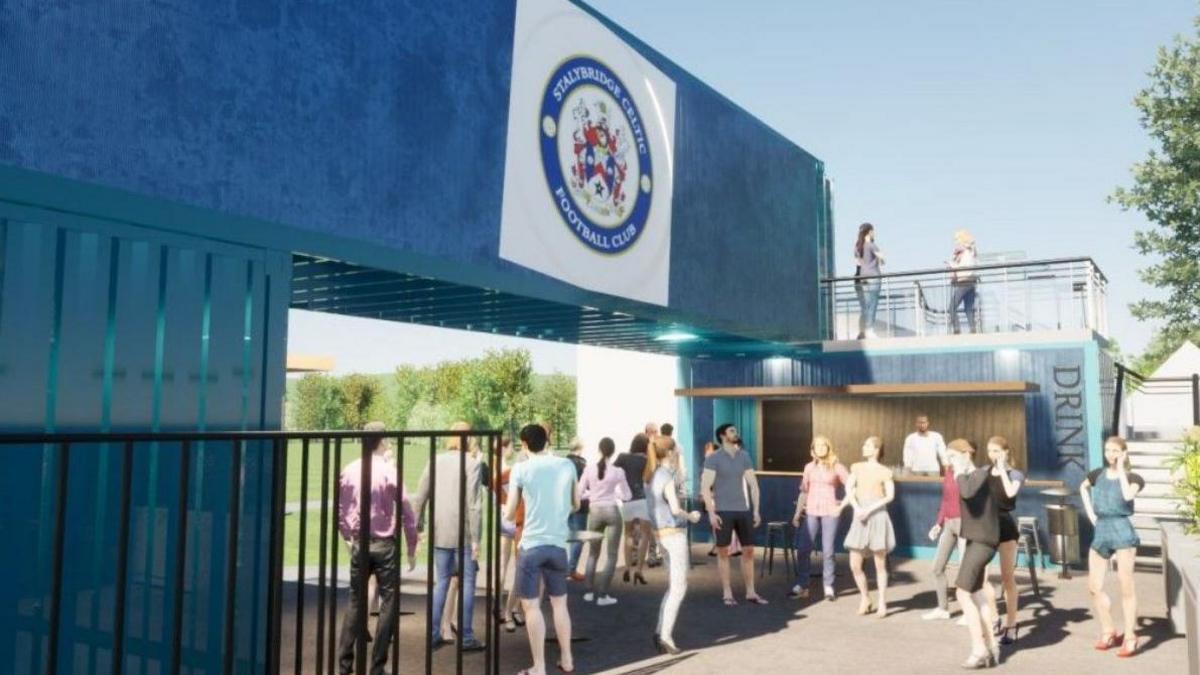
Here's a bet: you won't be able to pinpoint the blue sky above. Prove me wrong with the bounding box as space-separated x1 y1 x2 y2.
586 0 1196 355
292 1 1196 373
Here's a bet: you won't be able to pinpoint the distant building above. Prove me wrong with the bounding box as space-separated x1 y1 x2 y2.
285 353 335 374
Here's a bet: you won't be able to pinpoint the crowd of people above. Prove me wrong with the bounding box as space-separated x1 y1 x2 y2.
330 415 1146 674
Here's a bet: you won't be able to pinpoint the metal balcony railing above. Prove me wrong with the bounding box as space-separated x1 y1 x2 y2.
821 257 1109 341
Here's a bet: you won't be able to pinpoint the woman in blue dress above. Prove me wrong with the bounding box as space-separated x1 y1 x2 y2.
1080 436 1145 658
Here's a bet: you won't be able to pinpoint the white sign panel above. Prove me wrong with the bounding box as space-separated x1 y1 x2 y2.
499 0 676 306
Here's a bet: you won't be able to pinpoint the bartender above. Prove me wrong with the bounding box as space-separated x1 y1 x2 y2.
902 414 947 474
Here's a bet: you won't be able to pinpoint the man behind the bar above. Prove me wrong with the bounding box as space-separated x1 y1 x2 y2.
336 421 418 675
412 421 486 652
507 423 579 675
903 413 947 475
701 423 767 605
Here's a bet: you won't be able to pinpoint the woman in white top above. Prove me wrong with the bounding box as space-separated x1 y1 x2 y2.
645 436 701 654
948 230 980 334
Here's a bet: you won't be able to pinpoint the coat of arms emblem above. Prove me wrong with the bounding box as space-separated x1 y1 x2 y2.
539 56 653 254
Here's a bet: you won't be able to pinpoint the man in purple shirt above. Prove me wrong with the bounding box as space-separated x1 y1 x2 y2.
336 422 418 675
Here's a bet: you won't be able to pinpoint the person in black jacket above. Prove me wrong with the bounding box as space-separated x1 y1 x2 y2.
952 440 1002 669
615 433 652 585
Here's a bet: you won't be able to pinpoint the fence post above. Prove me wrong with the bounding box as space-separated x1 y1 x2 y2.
425 436 436 675
1112 366 1125 438
171 440 193 675
112 440 135 675
1193 373 1199 427
267 438 287 675
355 437 372 675
224 440 244 675
47 441 71 675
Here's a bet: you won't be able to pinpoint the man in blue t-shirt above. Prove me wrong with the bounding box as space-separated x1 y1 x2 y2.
505 424 579 675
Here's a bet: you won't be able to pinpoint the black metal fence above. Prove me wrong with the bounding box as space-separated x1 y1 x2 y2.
0 429 505 675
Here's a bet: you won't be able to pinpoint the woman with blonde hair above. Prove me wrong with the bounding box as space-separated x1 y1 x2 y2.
791 435 849 601
840 436 896 617
948 229 980 334
645 435 701 654
1081 436 1145 657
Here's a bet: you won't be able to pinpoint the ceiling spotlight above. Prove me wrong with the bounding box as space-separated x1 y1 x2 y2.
655 331 699 343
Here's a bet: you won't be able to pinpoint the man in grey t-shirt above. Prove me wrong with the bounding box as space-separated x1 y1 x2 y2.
701 423 766 606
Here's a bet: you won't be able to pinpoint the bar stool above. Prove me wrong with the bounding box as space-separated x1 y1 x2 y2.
1016 516 1043 598
759 521 793 577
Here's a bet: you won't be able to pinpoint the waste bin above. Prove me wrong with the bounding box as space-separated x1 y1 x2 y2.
1046 503 1080 568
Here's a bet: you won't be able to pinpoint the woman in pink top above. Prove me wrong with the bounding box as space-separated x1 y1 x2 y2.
790 435 849 601
578 437 632 605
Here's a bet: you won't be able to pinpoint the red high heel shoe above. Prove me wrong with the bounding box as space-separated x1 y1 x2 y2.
1093 632 1122 651
1116 635 1138 658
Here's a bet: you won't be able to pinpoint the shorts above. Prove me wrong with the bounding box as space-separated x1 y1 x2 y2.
998 513 1019 544
621 499 648 522
1091 516 1139 559
955 540 998 593
714 511 754 548
517 544 568 599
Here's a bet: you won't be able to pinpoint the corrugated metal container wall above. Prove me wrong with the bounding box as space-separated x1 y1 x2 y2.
0 207 289 674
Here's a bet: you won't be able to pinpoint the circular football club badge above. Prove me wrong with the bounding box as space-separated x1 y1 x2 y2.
540 56 653 254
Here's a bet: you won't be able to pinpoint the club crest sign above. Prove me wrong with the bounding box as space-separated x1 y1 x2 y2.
539 56 652 255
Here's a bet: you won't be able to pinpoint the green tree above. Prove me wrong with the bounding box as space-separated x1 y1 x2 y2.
340 373 382 431
531 373 577 449
392 364 427 429
423 350 535 431
475 349 535 432
427 359 469 411
291 374 344 430
1112 15 1200 336
407 398 453 433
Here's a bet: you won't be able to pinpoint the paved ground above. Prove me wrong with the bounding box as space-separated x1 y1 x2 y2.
279 545 1186 674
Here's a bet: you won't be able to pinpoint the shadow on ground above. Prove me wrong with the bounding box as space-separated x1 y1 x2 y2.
277 546 1185 674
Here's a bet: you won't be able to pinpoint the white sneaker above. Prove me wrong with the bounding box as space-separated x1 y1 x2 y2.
596 595 618 607
922 608 952 621
583 592 594 602
956 616 969 627
864 329 879 339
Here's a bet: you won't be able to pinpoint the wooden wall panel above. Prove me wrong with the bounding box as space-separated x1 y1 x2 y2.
809 396 1027 470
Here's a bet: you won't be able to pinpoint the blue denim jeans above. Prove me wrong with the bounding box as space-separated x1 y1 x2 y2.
567 511 589 571
855 277 882 336
796 513 840 589
431 547 478 642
